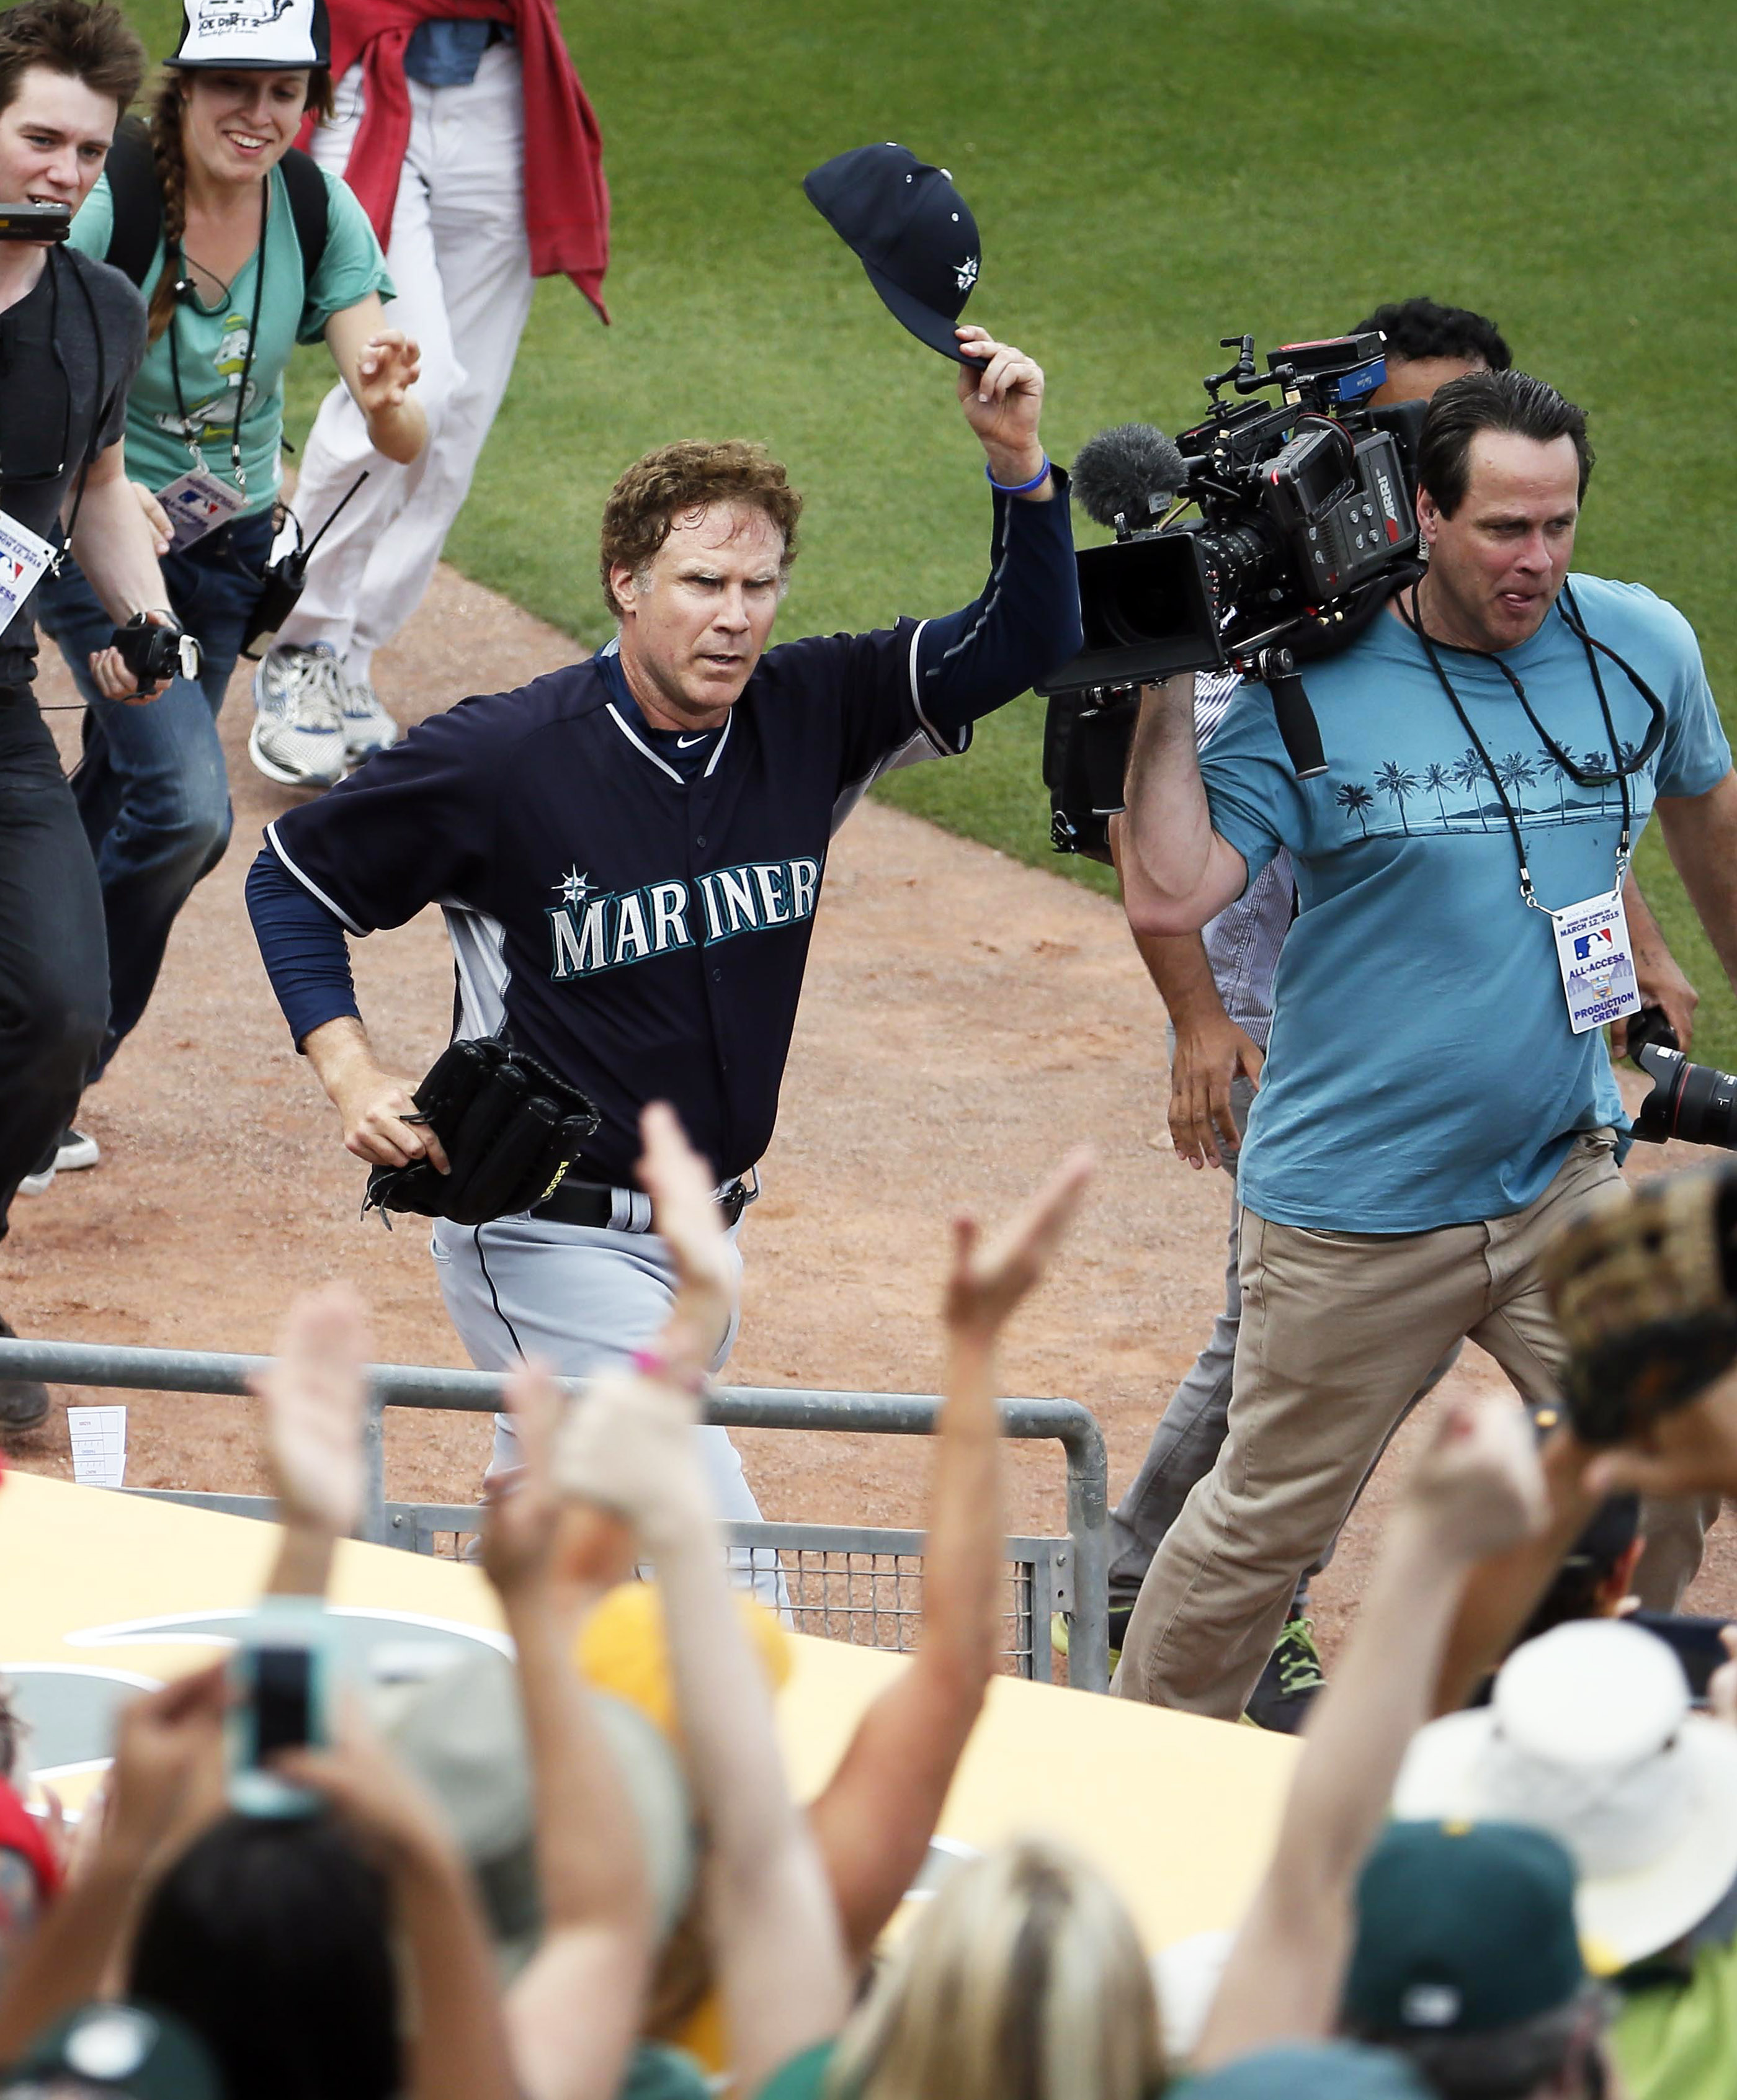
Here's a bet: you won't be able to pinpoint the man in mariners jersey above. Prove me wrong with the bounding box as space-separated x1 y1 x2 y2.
245 313 1079 1522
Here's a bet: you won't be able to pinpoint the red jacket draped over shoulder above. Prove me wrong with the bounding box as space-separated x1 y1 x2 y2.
301 0 609 319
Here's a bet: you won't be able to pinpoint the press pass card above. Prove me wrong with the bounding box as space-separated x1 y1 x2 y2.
156 467 246 552
0 509 56 627
1552 888 1641 1035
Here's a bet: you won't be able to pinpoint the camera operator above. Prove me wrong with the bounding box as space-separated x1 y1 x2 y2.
1104 302 1701 1729
1113 367 1737 1718
0 0 180 1428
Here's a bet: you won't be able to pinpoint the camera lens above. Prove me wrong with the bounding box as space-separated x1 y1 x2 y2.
1633 1043 1737 1148
1669 1059 1737 1148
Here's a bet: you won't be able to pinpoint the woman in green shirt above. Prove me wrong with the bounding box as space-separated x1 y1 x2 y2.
37 0 424 1142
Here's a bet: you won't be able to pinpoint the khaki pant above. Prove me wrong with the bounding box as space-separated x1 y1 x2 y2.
1113 1132 1715 1718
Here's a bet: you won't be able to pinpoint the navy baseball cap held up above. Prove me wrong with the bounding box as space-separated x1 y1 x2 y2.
803 143 983 364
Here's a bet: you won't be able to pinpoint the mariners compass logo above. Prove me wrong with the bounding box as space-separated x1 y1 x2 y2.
954 254 980 295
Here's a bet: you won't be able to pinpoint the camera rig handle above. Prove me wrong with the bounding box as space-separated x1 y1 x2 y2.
1253 646 1328 780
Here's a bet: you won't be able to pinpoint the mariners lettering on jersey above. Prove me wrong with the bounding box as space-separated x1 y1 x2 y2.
545 856 824 981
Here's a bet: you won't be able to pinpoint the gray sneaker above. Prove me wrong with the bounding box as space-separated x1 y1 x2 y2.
340 670 400 764
250 642 346 789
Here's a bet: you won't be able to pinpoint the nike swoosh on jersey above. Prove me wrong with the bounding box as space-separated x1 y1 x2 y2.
677 734 708 748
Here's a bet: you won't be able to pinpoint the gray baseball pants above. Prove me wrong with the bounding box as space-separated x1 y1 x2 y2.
431 1212 774 1590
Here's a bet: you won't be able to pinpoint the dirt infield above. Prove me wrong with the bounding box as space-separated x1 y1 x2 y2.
7 568 1733 1658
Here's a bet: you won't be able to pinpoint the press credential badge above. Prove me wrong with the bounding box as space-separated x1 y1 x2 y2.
156 468 246 552
0 509 56 627
1552 888 1641 1035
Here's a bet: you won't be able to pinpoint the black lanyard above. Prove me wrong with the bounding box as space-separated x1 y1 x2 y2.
1401 578 1662 915
166 176 268 498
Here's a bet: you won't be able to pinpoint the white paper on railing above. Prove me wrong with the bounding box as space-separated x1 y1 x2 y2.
66 1405 127 1488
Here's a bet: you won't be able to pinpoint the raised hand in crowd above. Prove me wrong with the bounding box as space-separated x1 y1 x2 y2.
252 1286 372 1598
275 1713 517 2100
1195 1396 1545 2070
812 1145 1094 1962
560 1102 852 2097
480 1362 654 2100
0 1664 227 2060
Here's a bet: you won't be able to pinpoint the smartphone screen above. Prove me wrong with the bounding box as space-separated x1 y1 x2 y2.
1629 1611 1731 1704
251 1646 313 1759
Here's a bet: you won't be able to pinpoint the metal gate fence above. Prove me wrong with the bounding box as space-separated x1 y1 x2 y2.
0 1339 1110 1691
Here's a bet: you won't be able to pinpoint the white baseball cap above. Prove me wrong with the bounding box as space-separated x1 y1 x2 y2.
167 0 330 71
1393 1619 1737 1972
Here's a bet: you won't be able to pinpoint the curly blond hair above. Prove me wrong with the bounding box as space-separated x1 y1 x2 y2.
598 440 802 618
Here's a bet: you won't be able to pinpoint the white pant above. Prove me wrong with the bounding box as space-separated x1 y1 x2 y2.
430 1212 774 1583
278 44 536 681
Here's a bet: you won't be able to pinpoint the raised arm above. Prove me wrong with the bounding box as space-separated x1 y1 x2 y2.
808 1150 1092 1964
482 1363 653 2100
1115 678 1251 936
1431 1421 1601 1715
1194 1398 1544 2070
557 1105 851 2093
0 1666 228 2058
252 1287 372 1599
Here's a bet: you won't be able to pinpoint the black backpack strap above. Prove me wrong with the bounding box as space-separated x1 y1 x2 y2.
279 147 332 295
101 114 165 290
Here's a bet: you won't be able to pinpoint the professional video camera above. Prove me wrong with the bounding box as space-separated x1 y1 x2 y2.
1043 329 1427 859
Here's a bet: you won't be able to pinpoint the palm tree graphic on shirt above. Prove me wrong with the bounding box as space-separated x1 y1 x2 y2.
1374 761 1418 831
1334 781 1375 834
1422 762 1452 824
1451 749 1491 829
1496 751 1538 811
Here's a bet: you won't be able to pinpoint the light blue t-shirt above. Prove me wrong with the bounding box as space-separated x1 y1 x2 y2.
66 161 391 514
1200 576 1731 1231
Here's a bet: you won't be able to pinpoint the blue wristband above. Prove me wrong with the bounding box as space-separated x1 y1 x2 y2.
986 456 1051 496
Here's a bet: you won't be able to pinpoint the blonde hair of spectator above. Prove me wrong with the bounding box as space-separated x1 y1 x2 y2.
828 1836 1166 2100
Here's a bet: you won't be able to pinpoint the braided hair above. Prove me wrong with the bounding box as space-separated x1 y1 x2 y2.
145 68 188 344
143 66 335 345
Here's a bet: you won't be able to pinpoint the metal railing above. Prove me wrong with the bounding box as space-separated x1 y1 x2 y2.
0 1339 1110 1690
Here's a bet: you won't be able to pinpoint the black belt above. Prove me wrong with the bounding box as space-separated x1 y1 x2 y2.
534 1176 751 1232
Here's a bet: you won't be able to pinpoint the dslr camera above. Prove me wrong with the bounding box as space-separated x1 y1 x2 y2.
1044 330 1427 859
1627 1006 1737 1151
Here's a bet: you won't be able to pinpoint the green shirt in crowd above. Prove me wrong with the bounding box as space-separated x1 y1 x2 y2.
1612 1937 1737 2100
66 159 391 517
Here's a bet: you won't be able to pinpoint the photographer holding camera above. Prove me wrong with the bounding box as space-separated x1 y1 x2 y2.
1113 367 1737 1718
0 0 185 1426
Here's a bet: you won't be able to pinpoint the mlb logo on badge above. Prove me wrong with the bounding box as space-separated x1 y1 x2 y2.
1574 927 1614 961
169 0 328 70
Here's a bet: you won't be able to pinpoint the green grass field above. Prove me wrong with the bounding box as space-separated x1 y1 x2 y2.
126 0 1737 1060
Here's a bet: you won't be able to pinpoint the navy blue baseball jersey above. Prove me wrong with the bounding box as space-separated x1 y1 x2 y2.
249 476 1081 1186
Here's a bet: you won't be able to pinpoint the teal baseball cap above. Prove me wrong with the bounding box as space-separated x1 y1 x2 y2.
3 2003 221 2100
1344 1821 1584 2036
1177 2041 1431 2098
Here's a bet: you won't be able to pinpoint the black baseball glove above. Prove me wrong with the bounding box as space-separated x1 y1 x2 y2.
1541 1163 1737 1444
363 1037 601 1228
